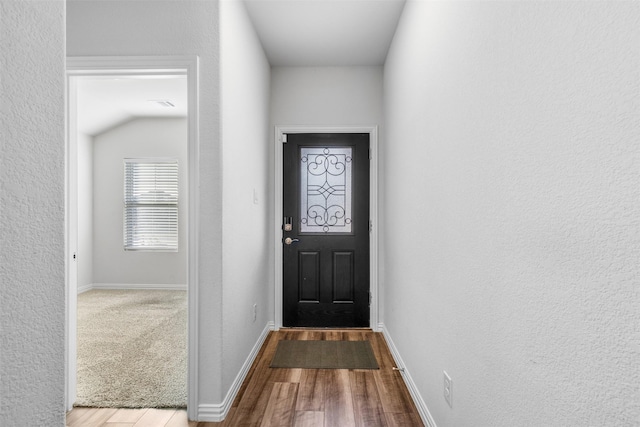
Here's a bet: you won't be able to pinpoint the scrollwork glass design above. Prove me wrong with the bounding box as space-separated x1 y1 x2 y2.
300 147 352 233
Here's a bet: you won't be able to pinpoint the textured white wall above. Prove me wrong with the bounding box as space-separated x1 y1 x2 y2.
0 1 66 425
219 0 272 398
92 118 188 285
383 1 640 426
67 0 223 407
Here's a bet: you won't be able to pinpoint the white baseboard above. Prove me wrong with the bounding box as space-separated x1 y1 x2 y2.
79 283 187 294
197 321 275 422
77 283 93 294
380 323 438 427
197 403 224 422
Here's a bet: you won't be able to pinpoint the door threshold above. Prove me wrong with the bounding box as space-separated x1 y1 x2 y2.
279 327 373 331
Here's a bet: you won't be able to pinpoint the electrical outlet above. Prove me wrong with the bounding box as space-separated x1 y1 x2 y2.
443 371 452 407
252 303 257 322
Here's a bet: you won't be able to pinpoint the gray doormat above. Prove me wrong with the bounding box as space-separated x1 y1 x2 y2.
270 340 379 369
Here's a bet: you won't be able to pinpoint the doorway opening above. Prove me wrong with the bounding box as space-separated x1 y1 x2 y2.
66 57 199 418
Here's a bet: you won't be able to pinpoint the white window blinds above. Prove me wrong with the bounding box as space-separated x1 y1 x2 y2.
124 159 178 251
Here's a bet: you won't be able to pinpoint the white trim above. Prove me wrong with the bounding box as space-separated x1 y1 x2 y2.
197 322 275 422
197 404 224 422
65 76 79 407
380 324 437 427
65 56 200 419
66 55 194 75
274 125 379 331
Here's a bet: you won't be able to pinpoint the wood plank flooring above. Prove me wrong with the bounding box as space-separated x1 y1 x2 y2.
67 329 423 427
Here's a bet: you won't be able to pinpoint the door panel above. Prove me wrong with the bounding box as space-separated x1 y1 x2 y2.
299 251 321 302
333 251 354 303
283 133 370 327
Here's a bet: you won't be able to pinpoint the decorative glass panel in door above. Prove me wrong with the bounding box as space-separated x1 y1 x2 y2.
300 147 353 234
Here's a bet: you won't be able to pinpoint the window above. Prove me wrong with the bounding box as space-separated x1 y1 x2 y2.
124 159 178 251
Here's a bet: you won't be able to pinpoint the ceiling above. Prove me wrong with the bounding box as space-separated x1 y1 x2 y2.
75 0 406 135
75 75 188 136
244 0 406 66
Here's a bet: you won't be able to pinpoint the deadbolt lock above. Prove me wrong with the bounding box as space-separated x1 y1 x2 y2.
283 216 293 232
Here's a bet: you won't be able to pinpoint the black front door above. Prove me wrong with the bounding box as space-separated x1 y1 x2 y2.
283 133 370 327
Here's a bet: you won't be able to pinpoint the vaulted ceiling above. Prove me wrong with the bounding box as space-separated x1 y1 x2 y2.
75 76 187 136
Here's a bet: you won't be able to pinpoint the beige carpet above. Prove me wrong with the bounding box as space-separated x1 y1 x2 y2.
76 289 187 408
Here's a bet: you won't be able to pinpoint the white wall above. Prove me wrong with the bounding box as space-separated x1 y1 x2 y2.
219 0 272 400
0 1 66 425
271 66 383 126
383 1 640 426
67 0 223 411
78 132 94 292
92 118 188 286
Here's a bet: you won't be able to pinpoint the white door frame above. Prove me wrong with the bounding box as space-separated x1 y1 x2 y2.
274 125 379 331
65 56 200 418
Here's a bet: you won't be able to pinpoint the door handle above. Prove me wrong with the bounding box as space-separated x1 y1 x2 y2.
284 237 299 245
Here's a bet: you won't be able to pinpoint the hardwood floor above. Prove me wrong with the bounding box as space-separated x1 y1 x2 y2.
67 329 424 427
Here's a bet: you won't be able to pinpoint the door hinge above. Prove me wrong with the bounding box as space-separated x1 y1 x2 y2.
281 133 288 143
369 220 373 233
369 292 372 307
368 148 372 160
